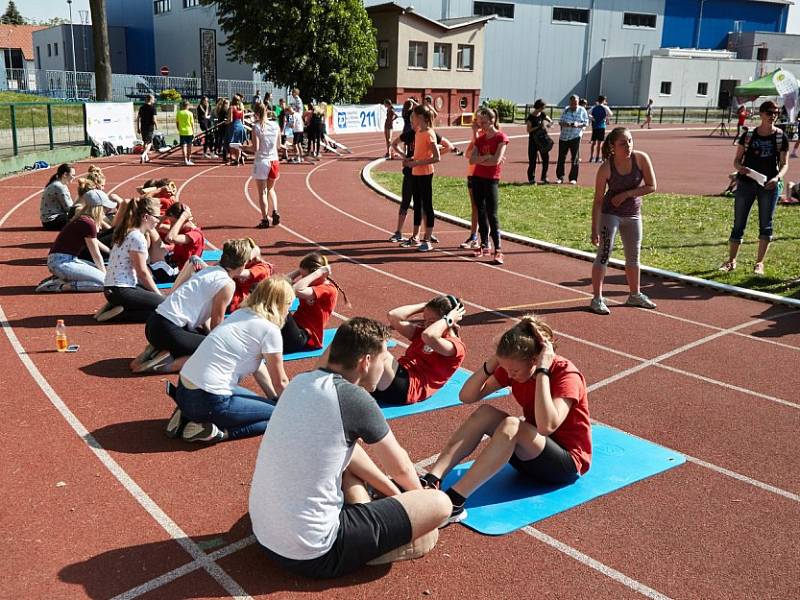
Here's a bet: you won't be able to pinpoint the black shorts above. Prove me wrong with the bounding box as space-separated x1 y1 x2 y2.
509 436 579 485
293 132 305 145
141 129 154 143
591 128 606 142
262 497 412 579
370 364 411 404
466 175 474 190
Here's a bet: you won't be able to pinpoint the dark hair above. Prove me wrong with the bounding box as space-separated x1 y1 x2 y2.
533 99 546 110
112 197 159 246
298 252 350 306
597 95 606 103
496 315 556 361
47 163 74 186
384 98 393 105
759 100 779 114
425 295 462 336
412 105 434 128
601 126 630 161
164 201 188 220
328 317 389 370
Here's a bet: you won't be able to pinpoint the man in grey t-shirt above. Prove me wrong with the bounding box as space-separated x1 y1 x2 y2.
249 317 451 578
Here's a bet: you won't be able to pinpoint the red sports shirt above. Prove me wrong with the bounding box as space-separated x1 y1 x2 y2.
472 130 509 180
170 227 205 269
399 327 466 404
291 282 337 349
493 356 592 474
229 260 273 313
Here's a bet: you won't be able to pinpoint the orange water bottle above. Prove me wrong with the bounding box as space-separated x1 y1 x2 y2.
55 319 68 352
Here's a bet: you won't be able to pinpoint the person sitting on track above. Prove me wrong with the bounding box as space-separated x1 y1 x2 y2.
137 178 178 216
370 295 466 405
40 163 76 231
282 252 348 353
228 239 273 313
420 315 591 525
161 202 205 269
37 190 118 293
249 317 451 579
165 275 294 443
95 197 164 323
130 238 252 374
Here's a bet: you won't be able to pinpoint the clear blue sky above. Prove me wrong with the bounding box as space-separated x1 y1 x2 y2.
15 0 91 24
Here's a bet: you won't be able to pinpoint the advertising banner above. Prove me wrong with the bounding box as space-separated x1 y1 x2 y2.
332 104 404 134
85 102 136 147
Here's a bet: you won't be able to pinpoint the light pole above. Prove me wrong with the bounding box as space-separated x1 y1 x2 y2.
67 0 78 99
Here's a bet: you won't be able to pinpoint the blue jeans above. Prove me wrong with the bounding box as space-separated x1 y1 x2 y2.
730 177 780 243
47 252 104 290
174 381 276 440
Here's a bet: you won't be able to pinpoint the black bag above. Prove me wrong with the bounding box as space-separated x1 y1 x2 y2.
534 128 554 153
152 133 166 150
102 141 117 156
89 136 102 157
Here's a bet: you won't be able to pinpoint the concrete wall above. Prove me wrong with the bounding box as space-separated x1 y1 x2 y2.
34 25 127 74
107 0 156 75
371 10 400 89
735 31 800 61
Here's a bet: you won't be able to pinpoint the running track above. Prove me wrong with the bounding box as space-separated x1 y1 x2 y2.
1 126 799 599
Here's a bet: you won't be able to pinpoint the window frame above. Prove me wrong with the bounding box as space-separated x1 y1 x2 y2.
659 81 672 96
433 42 452 70
473 1 515 20
696 82 709 97
552 6 590 25
408 40 428 70
377 40 389 69
622 12 657 30
457 44 474 71
47 43 52 57
183 0 200 6
53 42 58 57
154 0 172 15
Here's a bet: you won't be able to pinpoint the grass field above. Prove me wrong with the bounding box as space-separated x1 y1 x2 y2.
373 171 800 299
0 92 84 130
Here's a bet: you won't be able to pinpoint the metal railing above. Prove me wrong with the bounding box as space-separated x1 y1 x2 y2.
0 101 87 158
518 104 736 125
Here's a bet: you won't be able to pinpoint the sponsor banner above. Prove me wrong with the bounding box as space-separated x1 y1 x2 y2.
331 104 404 134
85 101 136 147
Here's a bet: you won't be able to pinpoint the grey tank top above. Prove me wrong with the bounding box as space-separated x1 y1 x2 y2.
602 154 643 217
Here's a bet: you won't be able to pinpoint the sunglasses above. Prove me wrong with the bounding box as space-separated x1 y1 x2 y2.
763 111 779 116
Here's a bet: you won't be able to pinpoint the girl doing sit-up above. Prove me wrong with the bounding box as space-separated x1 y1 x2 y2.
282 252 348 352
420 315 591 525
371 296 466 405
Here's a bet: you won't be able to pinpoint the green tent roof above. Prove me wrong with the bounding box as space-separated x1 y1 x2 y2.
734 69 782 99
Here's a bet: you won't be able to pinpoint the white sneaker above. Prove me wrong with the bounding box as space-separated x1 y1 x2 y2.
626 292 657 309
185 160 195 166
589 297 611 315
182 421 225 443
418 240 434 252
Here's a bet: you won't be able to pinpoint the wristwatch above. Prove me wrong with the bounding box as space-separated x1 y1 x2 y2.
534 367 551 378
442 315 454 328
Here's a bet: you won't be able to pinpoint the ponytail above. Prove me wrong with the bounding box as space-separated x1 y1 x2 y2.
476 107 499 130
298 252 351 307
496 314 556 361
47 163 73 187
602 126 629 162
76 177 96 197
112 197 158 246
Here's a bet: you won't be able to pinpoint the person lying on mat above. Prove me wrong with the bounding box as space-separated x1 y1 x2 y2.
249 317 451 579
282 252 348 353
137 178 177 215
95 197 164 323
161 202 205 269
371 296 466 405
228 239 273 313
420 315 591 525
165 275 294 443
130 238 252 374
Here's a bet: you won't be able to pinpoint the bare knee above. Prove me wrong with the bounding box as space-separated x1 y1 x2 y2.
428 489 452 523
494 416 522 440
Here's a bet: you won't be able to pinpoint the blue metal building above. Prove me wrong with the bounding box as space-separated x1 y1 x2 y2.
106 0 155 75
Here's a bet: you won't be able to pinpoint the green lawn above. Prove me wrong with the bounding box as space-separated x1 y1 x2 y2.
373 171 800 299
0 93 85 130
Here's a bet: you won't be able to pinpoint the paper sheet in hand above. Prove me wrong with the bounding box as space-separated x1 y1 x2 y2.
744 169 767 186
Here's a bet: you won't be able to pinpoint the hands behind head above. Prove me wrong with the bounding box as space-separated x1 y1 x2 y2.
447 302 466 324
535 338 555 370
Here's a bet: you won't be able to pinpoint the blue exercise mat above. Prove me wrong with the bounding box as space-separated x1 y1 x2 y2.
283 327 397 362
200 249 222 262
379 367 509 421
441 424 685 535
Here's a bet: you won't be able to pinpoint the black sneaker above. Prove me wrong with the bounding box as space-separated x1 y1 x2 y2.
165 407 185 439
256 218 270 229
440 504 467 528
181 421 225 443
419 474 441 490
271 211 281 226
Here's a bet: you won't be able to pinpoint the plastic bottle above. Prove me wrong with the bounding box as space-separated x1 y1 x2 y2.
55 319 68 352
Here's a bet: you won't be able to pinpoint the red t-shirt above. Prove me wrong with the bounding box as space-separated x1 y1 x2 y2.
229 260 273 313
156 190 175 215
472 130 509 180
170 227 205 269
291 282 337 349
493 356 592 475
398 328 466 404
50 216 97 256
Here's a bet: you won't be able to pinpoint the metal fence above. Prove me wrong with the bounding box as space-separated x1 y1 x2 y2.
0 102 87 158
518 104 736 125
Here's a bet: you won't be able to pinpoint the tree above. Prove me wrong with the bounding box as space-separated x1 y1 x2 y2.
206 0 378 102
89 0 112 101
1 1 25 25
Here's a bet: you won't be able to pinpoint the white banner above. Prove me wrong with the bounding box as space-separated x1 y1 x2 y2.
774 70 799 123
85 101 136 147
332 104 404 134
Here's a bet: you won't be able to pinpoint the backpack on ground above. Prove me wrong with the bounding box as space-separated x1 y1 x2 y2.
102 141 118 156
152 133 166 150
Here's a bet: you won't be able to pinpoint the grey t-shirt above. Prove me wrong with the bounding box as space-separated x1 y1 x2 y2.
40 181 73 222
249 369 389 560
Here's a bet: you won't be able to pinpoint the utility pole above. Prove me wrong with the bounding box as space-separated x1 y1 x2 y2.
67 0 78 99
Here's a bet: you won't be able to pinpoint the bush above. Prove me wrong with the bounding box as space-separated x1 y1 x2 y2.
159 88 182 103
484 98 517 123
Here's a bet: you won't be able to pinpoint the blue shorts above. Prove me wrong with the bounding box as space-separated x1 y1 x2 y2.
179 135 194 145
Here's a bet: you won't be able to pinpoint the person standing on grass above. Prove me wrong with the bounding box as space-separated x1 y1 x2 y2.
589 127 658 315
384 99 397 158
469 107 509 265
720 100 788 276
459 121 480 249
589 96 613 163
640 99 653 130
419 316 591 526
250 102 282 229
175 100 196 166
137 94 158 164
556 95 588 185
249 317 451 578
525 99 553 184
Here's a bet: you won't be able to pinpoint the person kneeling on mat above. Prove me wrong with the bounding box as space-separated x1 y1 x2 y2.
420 315 591 525
228 240 273 313
249 317 452 578
282 252 348 353
371 296 466 405
165 276 293 443
130 238 253 374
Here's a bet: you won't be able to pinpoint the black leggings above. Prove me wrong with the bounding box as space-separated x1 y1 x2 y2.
281 314 309 353
472 176 501 250
509 436 578 485
370 364 411 405
200 120 214 152
104 285 163 323
399 171 414 213
527 136 549 182
145 312 206 357
412 174 434 229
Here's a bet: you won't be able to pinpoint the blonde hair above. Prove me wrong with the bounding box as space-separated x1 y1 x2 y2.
219 238 254 271
242 276 295 328
496 315 556 361
77 177 97 196
73 203 106 226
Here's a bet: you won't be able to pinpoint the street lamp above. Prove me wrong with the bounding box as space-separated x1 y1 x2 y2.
67 0 78 99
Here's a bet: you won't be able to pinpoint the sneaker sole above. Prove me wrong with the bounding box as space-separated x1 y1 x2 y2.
165 408 183 439
95 304 124 322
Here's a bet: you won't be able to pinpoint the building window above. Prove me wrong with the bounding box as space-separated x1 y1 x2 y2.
408 41 428 69
623 12 656 29
53 43 58 56
47 44 51 57
183 0 200 6
474 1 514 19
36 46 41 69
378 41 389 68
433 43 452 70
660 81 672 95
553 7 590 24
154 0 171 14
697 82 708 96
457 44 474 70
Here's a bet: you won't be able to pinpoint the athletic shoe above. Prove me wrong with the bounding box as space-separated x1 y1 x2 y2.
140 350 173 372
256 219 270 229
400 237 420 248
753 262 765 276
35 276 65 293
473 246 489 258
589 297 611 315
626 292 657 309
388 231 404 243
419 474 441 490
459 234 478 249
493 251 504 265
418 240 434 252
540 179 550 185
718 259 736 272
440 504 468 527
429 234 439 243
95 302 124 322
165 407 185 439
384 153 390 159
182 421 225 443
569 180 578 185
271 211 281 226
185 160 195 166
556 179 563 184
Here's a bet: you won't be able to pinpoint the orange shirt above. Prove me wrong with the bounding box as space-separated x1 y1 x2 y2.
412 129 436 176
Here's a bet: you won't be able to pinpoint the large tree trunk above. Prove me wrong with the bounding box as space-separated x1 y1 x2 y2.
89 0 112 101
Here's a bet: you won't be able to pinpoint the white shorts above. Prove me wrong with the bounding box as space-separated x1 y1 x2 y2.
252 159 280 181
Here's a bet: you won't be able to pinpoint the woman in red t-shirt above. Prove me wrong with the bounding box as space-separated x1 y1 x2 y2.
228 240 273 313
282 252 348 352
371 295 466 405
469 107 509 265
421 315 591 524
163 202 205 270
